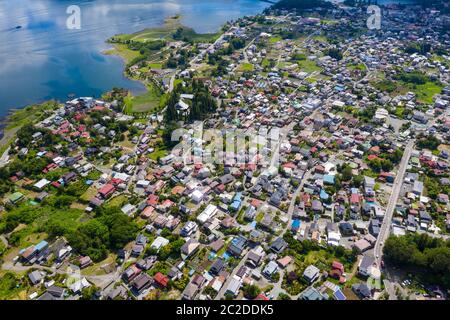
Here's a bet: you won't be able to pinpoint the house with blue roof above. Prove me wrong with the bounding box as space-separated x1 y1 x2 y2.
320 189 329 201
291 219 301 232
35 240 49 252
20 240 50 265
323 174 335 185
228 235 247 257
230 192 242 212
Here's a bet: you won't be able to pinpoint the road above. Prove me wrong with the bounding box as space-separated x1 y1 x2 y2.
374 139 414 267
0 235 8 247
282 169 313 235
214 251 249 300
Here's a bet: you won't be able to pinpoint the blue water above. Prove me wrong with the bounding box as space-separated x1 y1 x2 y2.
0 0 271 116
0 0 417 116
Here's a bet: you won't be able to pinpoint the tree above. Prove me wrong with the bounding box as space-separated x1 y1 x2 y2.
278 293 292 300
383 234 450 289
325 48 343 61
242 284 261 299
68 219 110 262
352 175 364 188
164 91 180 123
341 165 353 181
80 285 99 300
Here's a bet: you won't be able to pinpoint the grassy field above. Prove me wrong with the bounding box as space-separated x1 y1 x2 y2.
82 253 117 276
103 43 141 64
321 19 338 25
33 207 84 236
117 15 219 44
407 81 443 104
297 59 322 73
105 195 128 209
148 145 168 161
80 186 98 202
261 58 271 68
148 63 163 69
269 36 282 43
374 77 443 104
348 63 366 71
0 272 29 300
238 62 254 72
313 35 329 43
124 83 163 113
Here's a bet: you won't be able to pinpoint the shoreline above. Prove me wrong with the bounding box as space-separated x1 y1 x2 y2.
102 13 225 84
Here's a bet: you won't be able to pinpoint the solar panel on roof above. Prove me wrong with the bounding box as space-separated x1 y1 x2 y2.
334 289 346 301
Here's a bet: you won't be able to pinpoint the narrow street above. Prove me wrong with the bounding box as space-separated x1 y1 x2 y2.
374 140 414 266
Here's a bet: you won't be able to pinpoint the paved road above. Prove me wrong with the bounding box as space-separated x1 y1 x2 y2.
383 279 397 300
0 235 8 247
282 169 313 235
374 140 414 267
215 251 249 300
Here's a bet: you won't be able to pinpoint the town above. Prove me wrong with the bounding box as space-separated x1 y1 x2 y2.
0 0 449 301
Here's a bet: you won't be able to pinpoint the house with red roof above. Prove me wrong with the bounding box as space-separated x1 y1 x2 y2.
153 272 169 288
98 184 115 199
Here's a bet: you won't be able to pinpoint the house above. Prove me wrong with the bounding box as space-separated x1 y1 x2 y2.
358 255 376 277
353 239 372 252
79 256 93 269
228 235 247 257
209 239 225 253
8 192 24 205
330 261 344 280
197 204 218 224
230 192 243 211
270 237 287 254
182 283 199 300
225 276 241 297
190 189 204 203
20 240 49 264
303 265 320 283
69 277 91 294
34 178 50 190
181 239 200 258
150 237 170 251
29 270 43 285
352 283 372 299
106 286 127 300
413 180 424 196
180 221 198 237
42 285 65 300
35 191 49 203
339 222 354 236
131 244 144 257
121 203 137 216
98 184 115 199
153 272 169 288
122 265 141 282
298 286 325 300
311 200 323 213
131 273 152 294
263 261 279 278
210 258 225 275
247 247 265 267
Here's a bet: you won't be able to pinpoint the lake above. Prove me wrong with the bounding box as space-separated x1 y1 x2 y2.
0 0 416 116
0 0 271 116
